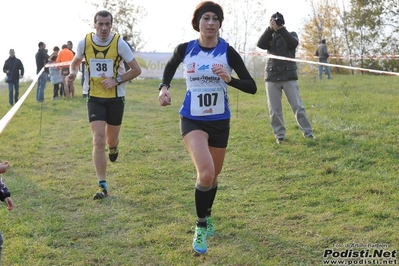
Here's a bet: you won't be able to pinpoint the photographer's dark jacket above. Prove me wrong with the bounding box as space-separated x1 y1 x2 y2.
257 27 298 82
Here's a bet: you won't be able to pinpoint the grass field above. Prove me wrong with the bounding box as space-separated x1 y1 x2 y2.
0 74 397 265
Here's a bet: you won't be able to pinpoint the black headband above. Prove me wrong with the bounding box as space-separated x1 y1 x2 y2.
192 5 224 32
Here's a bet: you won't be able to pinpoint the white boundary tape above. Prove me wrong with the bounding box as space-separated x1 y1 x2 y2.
45 61 71 68
0 55 398 135
263 54 399 77
0 61 73 135
280 54 399 60
0 68 43 134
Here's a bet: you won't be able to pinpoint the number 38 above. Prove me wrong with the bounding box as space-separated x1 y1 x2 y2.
96 63 108 72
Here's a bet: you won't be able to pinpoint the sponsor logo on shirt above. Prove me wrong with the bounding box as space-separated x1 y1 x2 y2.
198 64 210 71
187 62 196 73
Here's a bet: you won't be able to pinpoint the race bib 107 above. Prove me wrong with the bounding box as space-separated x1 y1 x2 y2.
190 87 224 116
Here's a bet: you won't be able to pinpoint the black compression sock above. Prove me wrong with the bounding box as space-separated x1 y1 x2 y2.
195 183 212 222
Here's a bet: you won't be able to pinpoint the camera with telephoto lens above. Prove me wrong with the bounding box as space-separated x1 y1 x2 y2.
271 12 284 26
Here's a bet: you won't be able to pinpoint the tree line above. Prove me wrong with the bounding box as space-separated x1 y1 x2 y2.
301 0 399 74
89 0 398 76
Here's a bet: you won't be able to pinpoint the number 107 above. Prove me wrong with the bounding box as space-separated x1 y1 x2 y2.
197 93 218 107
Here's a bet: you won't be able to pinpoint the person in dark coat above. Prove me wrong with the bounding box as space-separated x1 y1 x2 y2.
3 49 24 106
257 12 315 144
35 42 49 103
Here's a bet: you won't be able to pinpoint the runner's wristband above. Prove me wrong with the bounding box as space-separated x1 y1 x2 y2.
158 83 170 90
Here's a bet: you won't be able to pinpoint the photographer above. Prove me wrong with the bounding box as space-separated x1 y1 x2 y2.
257 12 315 144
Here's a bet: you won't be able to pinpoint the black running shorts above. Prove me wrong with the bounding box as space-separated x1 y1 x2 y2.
180 116 230 148
87 96 125 126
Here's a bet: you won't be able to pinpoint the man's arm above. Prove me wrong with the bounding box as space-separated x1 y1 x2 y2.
120 59 141 82
276 28 298 50
3 61 8 74
257 27 274 50
66 56 83 84
19 59 24 77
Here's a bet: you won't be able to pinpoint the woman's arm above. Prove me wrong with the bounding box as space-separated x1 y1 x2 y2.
226 46 257 94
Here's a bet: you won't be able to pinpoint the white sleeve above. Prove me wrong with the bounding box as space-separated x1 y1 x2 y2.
118 39 135 63
75 39 86 60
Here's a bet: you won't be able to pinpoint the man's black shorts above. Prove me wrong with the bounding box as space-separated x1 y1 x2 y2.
87 96 125 126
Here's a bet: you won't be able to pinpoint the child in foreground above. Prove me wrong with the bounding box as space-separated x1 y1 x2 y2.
0 161 14 266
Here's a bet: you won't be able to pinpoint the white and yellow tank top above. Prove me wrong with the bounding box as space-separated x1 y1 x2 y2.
84 33 122 98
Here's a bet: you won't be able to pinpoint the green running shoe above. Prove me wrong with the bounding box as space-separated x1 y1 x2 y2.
192 225 207 254
206 216 215 237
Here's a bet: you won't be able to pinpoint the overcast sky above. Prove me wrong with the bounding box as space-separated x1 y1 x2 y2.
0 0 347 79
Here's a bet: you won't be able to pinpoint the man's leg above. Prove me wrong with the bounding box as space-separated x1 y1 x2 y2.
106 124 121 162
38 72 47 102
266 81 285 140
325 65 332 79
91 121 108 199
62 76 70 99
14 81 19 103
105 98 124 162
8 83 13 106
284 80 314 137
318 65 323 79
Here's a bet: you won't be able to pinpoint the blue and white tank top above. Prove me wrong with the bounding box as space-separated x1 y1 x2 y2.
179 38 232 121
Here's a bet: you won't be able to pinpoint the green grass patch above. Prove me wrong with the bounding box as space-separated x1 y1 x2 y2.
0 74 397 265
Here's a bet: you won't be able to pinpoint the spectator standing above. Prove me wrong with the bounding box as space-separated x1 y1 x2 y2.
315 39 332 79
48 46 63 100
257 12 315 144
3 49 24 106
67 40 75 55
57 44 75 99
68 41 76 97
35 42 49 103
0 161 14 266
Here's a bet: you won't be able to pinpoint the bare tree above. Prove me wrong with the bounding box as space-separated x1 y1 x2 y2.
346 0 384 71
85 0 147 51
379 0 399 72
340 4 355 72
383 0 399 31
301 0 345 73
219 0 266 58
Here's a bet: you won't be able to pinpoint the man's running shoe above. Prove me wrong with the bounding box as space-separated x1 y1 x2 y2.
276 138 284 144
192 225 208 254
206 216 215 237
108 146 119 162
306 134 316 140
93 186 108 200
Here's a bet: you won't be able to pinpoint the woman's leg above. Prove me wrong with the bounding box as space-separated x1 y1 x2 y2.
183 130 226 253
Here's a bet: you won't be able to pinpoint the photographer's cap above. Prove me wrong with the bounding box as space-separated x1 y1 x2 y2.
271 12 285 25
